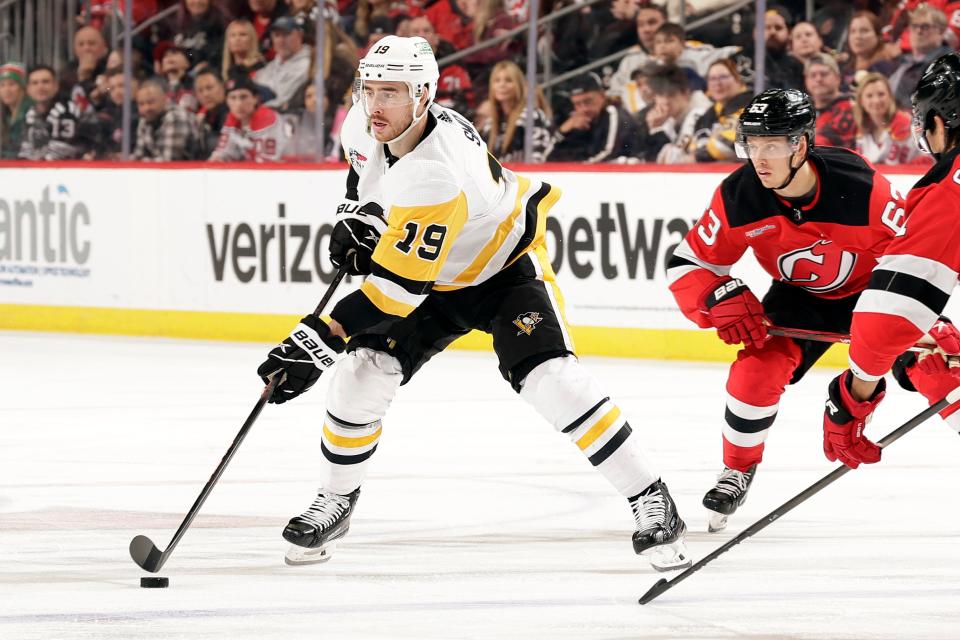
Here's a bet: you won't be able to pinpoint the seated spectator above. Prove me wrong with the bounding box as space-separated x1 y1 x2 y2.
663 0 752 48
194 68 229 153
551 0 646 75
608 4 666 107
789 21 826 67
156 45 198 112
889 5 954 109
617 61 659 116
395 14 414 37
352 0 397 47
19 65 88 160
210 75 287 162
255 15 312 110
87 67 139 159
172 0 227 72
285 81 341 160
462 0 521 77
65 25 110 113
547 72 641 164
425 0 475 52
0 62 31 159
133 77 203 161
839 10 896 87
853 72 925 166
285 15 359 118
588 0 641 61
635 64 710 164
884 0 960 54
361 15 394 56
688 58 751 162
239 0 290 56
409 15 474 116
477 60 553 163
758 5 804 91
609 8 737 114
653 23 704 91
804 53 854 149
222 19 268 79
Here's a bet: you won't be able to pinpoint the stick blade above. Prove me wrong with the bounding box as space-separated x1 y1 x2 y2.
129 535 165 573
638 578 671 605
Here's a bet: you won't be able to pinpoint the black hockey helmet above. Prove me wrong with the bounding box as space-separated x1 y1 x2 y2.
911 52 960 158
735 88 816 159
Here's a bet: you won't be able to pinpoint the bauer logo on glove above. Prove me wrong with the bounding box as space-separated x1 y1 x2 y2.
292 329 339 367
258 315 346 404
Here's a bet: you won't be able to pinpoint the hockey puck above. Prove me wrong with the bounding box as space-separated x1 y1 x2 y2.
140 576 169 589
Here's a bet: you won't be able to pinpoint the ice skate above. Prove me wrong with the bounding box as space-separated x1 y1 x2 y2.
630 480 692 572
702 465 756 533
283 488 360 565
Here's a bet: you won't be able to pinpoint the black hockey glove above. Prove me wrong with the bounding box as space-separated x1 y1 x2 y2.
257 315 346 404
329 201 386 276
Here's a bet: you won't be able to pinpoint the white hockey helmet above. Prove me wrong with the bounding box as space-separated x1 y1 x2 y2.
356 36 440 141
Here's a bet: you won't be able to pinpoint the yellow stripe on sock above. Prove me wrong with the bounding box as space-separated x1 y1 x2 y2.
575 406 621 451
323 424 382 448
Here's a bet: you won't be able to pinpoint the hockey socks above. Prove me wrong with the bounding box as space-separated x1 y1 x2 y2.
520 356 658 496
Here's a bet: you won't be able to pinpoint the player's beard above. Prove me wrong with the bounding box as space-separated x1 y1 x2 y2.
370 111 414 143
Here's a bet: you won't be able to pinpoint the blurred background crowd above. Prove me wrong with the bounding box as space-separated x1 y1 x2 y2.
0 0 951 165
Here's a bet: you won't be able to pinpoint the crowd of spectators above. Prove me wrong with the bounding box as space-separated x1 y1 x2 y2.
0 0 954 165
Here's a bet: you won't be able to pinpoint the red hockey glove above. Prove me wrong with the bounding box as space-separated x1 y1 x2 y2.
699 277 769 350
927 318 960 355
906 353 960 418
823 371 884 469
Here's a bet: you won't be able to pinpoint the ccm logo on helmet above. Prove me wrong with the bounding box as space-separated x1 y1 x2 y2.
777 240 856 293
293 330 337 367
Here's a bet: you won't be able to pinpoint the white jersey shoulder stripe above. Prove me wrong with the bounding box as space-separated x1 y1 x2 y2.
855 289 940 333
874 253 959 295
666 238 733 285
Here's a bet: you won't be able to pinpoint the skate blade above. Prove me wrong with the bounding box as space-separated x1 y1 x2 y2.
284 540 338 566
707 510 728 533
648 540 692 572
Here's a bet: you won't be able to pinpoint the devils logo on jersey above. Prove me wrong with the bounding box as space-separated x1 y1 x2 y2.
777 240 857 293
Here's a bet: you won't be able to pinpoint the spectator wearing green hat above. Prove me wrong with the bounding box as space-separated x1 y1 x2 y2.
0 62 31 159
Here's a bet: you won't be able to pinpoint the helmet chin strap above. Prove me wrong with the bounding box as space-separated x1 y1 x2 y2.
771 151 807 191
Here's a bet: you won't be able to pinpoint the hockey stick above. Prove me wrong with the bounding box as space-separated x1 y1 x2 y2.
130 267 349 573
638 387 960 605
768 326 930 353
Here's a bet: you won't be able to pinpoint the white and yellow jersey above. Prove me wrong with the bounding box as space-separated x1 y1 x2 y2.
333 102 561 334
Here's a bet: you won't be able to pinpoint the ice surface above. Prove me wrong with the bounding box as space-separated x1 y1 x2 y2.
2 331 959 639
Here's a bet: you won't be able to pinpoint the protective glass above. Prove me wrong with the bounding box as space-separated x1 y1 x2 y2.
735 137 800 160
912 109 934 155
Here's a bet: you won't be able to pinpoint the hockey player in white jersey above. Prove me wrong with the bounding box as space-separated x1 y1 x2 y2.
257 36 690 571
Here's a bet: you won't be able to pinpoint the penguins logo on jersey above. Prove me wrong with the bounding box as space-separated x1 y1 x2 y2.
514 312 543 336
777 240 857 293
348 148 367 170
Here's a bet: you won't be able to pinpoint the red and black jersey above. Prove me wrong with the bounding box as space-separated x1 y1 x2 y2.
848 146 960 380
815 96 856 150
668 146 906 328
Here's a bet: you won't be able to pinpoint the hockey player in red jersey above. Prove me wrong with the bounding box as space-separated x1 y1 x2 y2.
209 75 287 162
667 88 906 532
824 53 960 468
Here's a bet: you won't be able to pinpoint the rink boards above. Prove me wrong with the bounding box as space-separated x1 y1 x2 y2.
0 162 935 363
